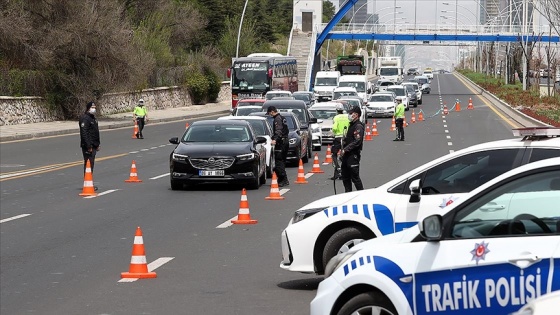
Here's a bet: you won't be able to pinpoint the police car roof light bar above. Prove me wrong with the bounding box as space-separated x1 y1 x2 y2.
512 127 560 138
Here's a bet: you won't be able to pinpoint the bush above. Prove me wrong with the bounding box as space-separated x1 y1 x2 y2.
203 66 222 103
185 70 208 104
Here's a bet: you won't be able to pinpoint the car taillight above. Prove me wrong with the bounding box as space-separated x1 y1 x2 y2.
227 68 231 78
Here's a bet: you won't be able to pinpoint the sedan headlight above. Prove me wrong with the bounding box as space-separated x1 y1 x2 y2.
324 251 356 277
172 153 189 161
289 138 297 145
292 207 325 224
312 126 320 133
236 153 257 161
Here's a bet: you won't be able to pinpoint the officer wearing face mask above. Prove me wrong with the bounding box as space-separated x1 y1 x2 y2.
339 106 365 192
79 101 101 178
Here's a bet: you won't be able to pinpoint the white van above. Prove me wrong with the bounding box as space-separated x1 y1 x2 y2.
338 75 369 104
313 71 341 102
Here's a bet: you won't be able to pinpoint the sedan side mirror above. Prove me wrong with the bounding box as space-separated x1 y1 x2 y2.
255 136 267 144
409 179 421 203
309 117 318 124
169 137 179 144
419 215 443 241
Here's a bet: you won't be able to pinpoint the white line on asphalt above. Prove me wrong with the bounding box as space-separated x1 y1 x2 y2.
442 120 446 123
84 189 119 199
117 257 175 282
446 136 451 139
279 188 289 195
443 125 447 128
445 130 449 133
129 151 139 154
140 149 149 151
448 142 453 146
305 173 313 179
150 173 169 180
449 150 455 153
159 145 166 147
0 213 32 224
322 163 329 165
0 166 60 179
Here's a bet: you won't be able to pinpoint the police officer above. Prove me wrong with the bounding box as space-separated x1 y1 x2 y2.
79 101 100 176
267 106 290 187
330 103 350 180
133 98 148 139
393 100 405 141
339 106 365 192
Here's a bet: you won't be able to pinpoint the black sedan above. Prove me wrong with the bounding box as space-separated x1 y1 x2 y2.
169 120 267 190
249 111 310 165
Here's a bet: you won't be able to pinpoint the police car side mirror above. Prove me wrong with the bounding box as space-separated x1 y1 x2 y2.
409 179 421 203
169 137 179 145
419 215 443 241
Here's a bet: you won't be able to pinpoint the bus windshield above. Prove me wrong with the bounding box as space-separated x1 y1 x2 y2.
232 62 270 88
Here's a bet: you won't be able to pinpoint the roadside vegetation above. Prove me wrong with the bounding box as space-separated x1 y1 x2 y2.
0 0 297 119
459 69 560 127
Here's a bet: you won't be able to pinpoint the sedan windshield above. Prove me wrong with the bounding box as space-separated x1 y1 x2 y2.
293 94 310 102
370 95 394 102
183 125 252 142
388 88 406 96
236 107 262 116
310 109 337 120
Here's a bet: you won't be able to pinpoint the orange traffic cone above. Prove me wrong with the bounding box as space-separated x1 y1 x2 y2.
364 124 373 141
310 153 324 173
79 160 97 197
132 120 139 139
371 120 379 136
390 117 396 131
295 159 308 184
411 110 416 123
443 104 449 115
404 118 408 127
418 110 425 121
121 227 157 279
231 188 258 224
185 121 190 129
324 145 333 164
467 97 474 110
455 99 461 111
265 173 285 200
125 160 143 183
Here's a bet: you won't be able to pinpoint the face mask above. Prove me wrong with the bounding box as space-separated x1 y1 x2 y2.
89 108 96 114
348 114 354 121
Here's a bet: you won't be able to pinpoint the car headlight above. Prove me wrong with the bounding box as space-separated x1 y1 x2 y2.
292 207 325 224
324 251 356 277
172 153 189 161
312 127 320 133
289 138 296 145
237 153 257 161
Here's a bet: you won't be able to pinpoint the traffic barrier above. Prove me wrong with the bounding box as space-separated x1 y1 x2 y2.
468 97 474 110
121 227 157 279
411 110 416 123
132 120 139 139
364 124 373 141
265 173 285 200
79 160 98 197
324 145 333 164
231 188 258 224
390 117 396 131
125 160 143 183
310 153 324 173
295 159 308 184
418 110 425 121
371 120 379 136
455 99 461 112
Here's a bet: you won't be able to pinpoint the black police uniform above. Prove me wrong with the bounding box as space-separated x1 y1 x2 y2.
79 111 100 174
340 116 365 192
272 112 290 186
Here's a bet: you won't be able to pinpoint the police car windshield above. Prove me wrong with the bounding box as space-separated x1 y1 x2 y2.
182 125 251 142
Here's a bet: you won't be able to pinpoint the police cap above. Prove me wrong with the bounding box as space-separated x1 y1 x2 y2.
348 106 362 116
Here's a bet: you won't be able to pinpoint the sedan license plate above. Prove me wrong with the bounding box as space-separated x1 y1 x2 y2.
199 170 224 176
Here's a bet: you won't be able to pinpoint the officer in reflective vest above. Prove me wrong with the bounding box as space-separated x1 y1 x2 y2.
133 98 149 139
393 101 405 141
330 103 350 180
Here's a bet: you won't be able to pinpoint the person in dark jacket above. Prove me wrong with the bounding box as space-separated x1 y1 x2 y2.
79 101 100 176
339 106 365 192
267 106 290 187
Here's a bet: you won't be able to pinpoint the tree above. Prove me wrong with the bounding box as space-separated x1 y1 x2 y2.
322 0 336 23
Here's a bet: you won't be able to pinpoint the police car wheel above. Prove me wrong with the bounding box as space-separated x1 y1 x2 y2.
322 227 369 272
336 291 396 315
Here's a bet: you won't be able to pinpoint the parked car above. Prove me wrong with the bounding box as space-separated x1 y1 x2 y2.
236 98 266 107
367 93 396 118
309 102 341 144
265 90 292 100
231 105 263 116
336 96 368 123
404 84 418 107
292 91 315 107
414 76 431 94
311 157 560 315
217 116 275 178
332 86 359 100
375 79 396 92
261 99 320 154
386 85 410 110
169 120 267 190
249 112 311 165
280 127 560 275
402 81 422 105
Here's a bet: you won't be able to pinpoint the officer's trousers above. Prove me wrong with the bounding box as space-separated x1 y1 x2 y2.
341 152 364 192
82 147 97 175
136 117 145 137
395 118 404 140
331 137 343 177
273 141 289 183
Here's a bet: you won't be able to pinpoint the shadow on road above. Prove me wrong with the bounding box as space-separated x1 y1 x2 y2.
277 277 323 291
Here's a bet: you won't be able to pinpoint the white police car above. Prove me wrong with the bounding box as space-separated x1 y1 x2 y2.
280 127 560 275
310 157 560 315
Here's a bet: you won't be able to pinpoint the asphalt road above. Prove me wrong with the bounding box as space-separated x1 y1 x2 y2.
1 73 519 315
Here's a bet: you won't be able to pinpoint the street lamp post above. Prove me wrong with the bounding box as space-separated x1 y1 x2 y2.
235 0 249 58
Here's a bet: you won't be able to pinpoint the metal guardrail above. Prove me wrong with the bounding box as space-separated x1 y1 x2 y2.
287 26 294 55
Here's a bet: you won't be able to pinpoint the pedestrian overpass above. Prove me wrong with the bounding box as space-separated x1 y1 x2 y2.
300 0 560 91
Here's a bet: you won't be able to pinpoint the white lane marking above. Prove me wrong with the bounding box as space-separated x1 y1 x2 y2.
0 166 60 179
140 149 149 151
449 150 455 153
279 188 290 195
0 213 32 224
159 145 166 148
448 142 453 146
322 163 329 165
442 120 446 123
150 147 158 149
305 173 313 179
150 173 169 180
84 189 119 199
117 257 175 282
129 151 139 154
445 130 449 133
443 125 447 127
0 164 26 167
446 136 451 139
